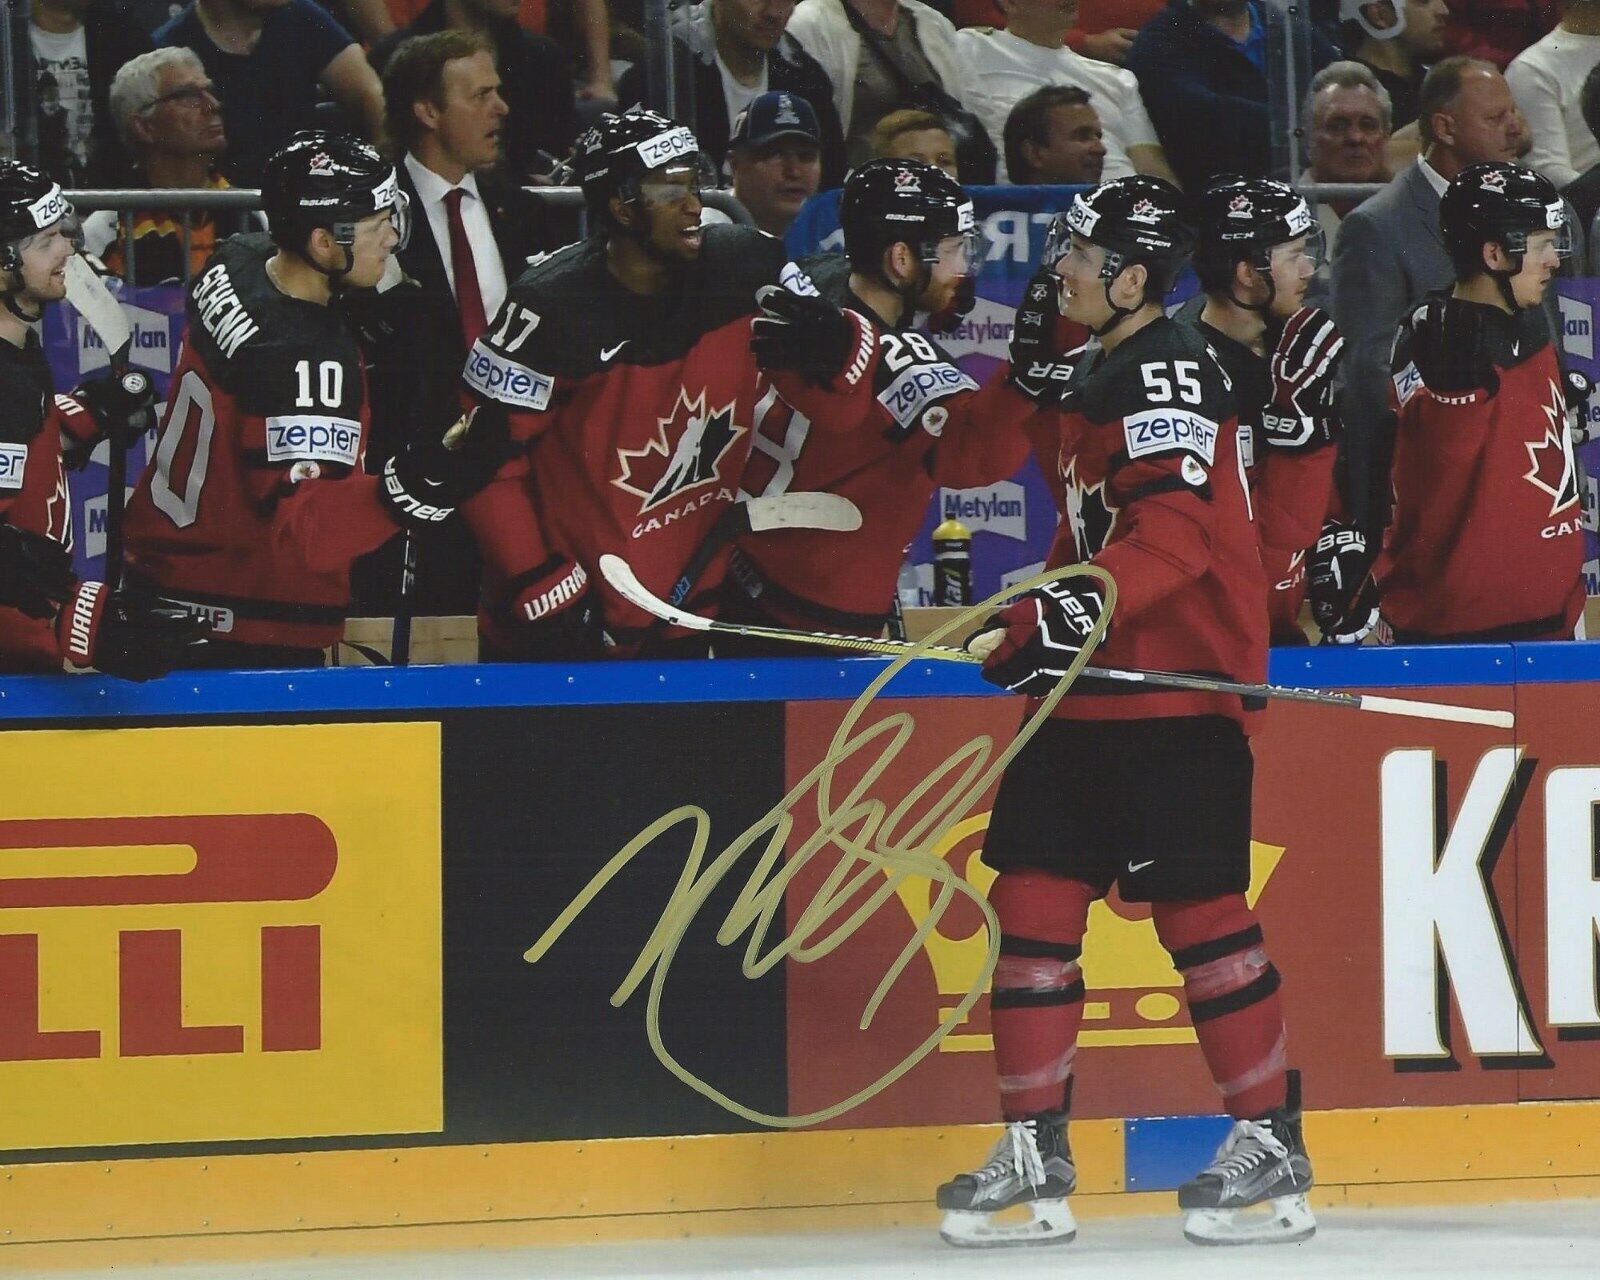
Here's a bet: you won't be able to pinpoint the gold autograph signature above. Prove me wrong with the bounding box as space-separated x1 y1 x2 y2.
523 564 1114 1127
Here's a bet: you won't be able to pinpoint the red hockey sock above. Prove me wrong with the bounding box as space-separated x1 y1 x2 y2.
988 872 1097 1120
1153 896 1289 1120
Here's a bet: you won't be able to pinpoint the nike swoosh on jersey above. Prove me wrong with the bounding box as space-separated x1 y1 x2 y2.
601 341 628 362
1127 859 1155 873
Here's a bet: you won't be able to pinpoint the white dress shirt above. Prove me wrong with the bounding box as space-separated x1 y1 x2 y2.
405 153 509 327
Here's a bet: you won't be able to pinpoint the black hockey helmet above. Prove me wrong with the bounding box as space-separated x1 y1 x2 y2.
840 157 980 314
1191 175 1324 308
1042 175 1191 333
0 160 80 319
563 108 716 223
262 131 411 272
1441 161 1570 276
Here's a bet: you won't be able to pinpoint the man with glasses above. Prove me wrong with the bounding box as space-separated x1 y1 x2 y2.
1312 162 1588 645
88 47 263 284
1180 176 1345 645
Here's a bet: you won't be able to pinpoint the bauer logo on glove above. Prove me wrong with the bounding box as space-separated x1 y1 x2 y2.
968 577 1108 698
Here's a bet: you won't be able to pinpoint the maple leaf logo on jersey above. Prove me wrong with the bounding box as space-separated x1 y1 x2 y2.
613 388 747 513
1524 377 1580 517
1063 457 1116 561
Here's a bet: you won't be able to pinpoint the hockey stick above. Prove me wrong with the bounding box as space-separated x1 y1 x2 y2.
599 554 1515 730
65 254 143 592
669 492 862 606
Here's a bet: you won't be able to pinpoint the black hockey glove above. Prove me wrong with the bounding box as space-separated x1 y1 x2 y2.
57 581 208 680
381 404 514 531
1565 368 1595 445
0 523 75 619
70 369 158 448
967 578 1108 697
750 285 865 386
1308 519 1379 645
1263 307 1344 452
1008 268 1078 405
496 556 604 661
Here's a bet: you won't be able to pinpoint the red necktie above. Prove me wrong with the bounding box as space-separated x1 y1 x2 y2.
443 187 488 351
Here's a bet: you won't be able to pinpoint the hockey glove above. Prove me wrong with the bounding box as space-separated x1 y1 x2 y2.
0 524 75 619
381 405 513 531
1008 268 1078 405
69 369 158 448
750 285 868 387
496 556 604 661
1565 368 1595 445
968 578 1107 697
1263 307 1344 451
57 581 208 680
1308 519 1379 645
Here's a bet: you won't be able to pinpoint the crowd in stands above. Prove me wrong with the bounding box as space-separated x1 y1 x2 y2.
1 0 1597 669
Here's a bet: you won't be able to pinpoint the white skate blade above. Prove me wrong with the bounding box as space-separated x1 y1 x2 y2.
940 1198 1078 1248
1183 1192 1316 1246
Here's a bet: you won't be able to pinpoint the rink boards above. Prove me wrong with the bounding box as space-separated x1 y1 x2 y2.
0 644 1595 1267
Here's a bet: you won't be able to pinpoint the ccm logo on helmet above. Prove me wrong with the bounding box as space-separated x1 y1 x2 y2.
1123 408 1219 464
264 415 362 467
0 442 26 491
464 343 554 411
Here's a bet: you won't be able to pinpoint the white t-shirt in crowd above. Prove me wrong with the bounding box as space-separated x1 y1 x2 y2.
717 55 769 137
1506 26 1600 190
29 23 94 183
954 27 1161 183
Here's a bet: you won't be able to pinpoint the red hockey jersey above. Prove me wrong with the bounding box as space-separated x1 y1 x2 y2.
461 225 789 656
735 253 1034 630
1040 316 1267 726
0 334 100 671
123 235 399 651
1375 296 1584 642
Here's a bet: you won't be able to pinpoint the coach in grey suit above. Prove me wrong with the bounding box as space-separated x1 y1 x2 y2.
1330 57 1583 529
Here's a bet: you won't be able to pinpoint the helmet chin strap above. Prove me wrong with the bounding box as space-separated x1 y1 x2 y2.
0 246 42 322
1 291 41 323
1228 256 1276 314
1092 254 1144 338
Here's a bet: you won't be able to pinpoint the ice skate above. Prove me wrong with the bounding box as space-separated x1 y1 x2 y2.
936 1110 1077 1247
1180 1070 1315 1246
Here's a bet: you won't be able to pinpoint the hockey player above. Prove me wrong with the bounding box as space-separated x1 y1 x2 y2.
939 177 1314 1249
1311 162 1584 644
123 132 503 669
729 158 1032 639
457 109 825 660
1184 176 1345 645
0 160 207 679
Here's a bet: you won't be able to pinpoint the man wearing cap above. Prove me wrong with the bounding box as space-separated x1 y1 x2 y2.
729 90 824 236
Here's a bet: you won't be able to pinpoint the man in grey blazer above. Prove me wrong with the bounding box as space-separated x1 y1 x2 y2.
1330 56 1584 530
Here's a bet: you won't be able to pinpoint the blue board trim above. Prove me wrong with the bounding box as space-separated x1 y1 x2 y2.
0 640 1589 721
1123 1114 1235 1192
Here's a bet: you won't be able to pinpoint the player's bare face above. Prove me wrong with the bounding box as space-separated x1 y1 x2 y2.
635 167 705 261
17 225 74 302
1266 236 1317 316
1054 234 1115 329
1509 230 1561 308
342 209 401 289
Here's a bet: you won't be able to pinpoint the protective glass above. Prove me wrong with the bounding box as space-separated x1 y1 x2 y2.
636 155 719 209
924 229 984 283
1268 225 1326 280
1041 210 1072 269
386 187 412 253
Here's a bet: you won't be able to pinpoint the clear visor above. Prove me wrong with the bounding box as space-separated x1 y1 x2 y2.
1041 210 1073 270
1512 223 1573 262
923 228 983 281
635 155 719 209
386 186 412 253
1267 225 1327 279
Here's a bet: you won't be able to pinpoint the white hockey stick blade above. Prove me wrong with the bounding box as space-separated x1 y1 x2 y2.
1356 693 1512 730
601 555 716 632
64 253 131 361
745 492 862 534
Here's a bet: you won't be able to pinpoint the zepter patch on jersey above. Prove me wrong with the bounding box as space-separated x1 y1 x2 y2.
636 126 697 169
1122 408 1219 465
265 415 363 467
878 361 979 432
464 339 554 410
1392 360 1422 408
27 184 68 230
0 442 27 490
779 260 820 296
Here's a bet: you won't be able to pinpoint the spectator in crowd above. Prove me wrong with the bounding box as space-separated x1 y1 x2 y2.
27 0 152 185
1002 83 1107 182
1341 0 1450 129
951 0 1156 63
351 30 551 618
867 106 959 174
1506 0 1600 187
614 0 846 187
1124 0 1338 194
1329 56 1580 531
1562 59 1600 238
1443 0 1556 69
955 0 1178 183
370 0 577 182
84 47 264 284
387 0 614 102
728 90 824 235
1302 61 1393 242
157 0 385 185
787 0 965 169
